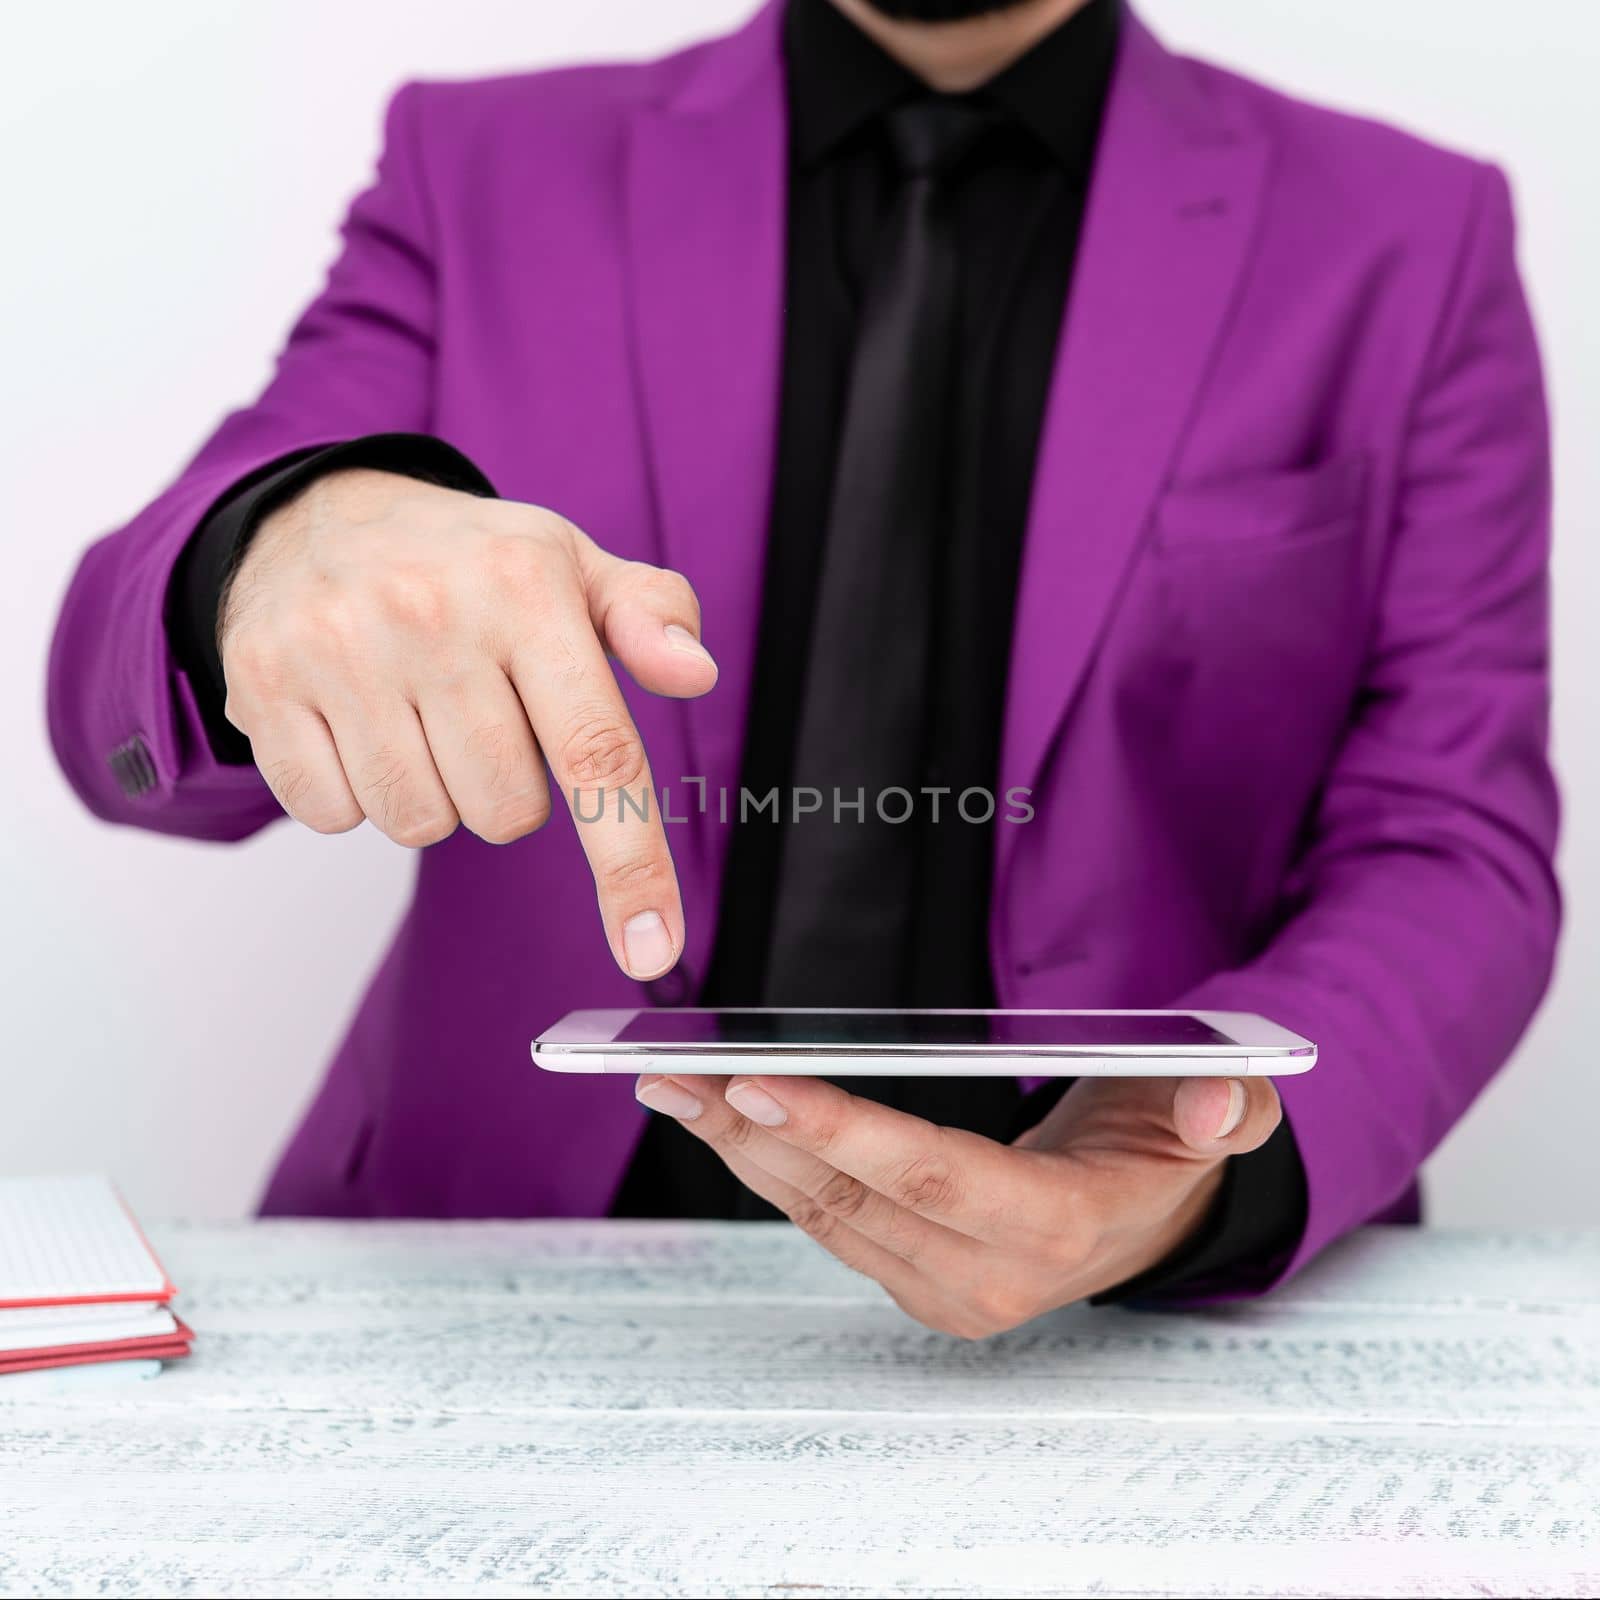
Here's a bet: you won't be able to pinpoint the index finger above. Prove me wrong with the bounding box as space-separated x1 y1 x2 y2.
721 1075 1029 1240
507 574 682 980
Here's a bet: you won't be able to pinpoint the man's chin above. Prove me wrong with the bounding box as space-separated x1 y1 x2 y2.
856 0 1028 20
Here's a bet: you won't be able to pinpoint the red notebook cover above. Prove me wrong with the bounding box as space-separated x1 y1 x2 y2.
0 1337 192 1376
0 1317 194 1370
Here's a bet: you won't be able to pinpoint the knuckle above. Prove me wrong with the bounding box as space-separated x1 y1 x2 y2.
357 746 408 803
376 566 453 635
887 1290 978 1341
558 713 648 791
785 1198 843 1250
256 746 359 834
939 1308 999 1342
1040 1224 1091 1278
483 530 551 596
717 1112 758 1153
222 693 256 736
523 504 580 550
302 591 369 658
462 719 536 795
500 506 580 575
802 1114 843 1160
885 1150 963 1215
222 630 287 698
300 796 364 835
633 563 700 621
878 1208 924 1268
967 1279 1038 1337
311 808 365 836
597 849 669 901
472 791 551 846
387 808 458 849
814 1169 872 1222
463 717 514 774
357 749 455 847
263 758 313 812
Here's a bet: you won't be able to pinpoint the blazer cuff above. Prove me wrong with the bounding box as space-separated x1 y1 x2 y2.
166 432 496 763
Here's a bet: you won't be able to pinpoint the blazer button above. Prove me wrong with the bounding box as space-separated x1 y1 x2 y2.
646 967 693 1006
107 735 158 799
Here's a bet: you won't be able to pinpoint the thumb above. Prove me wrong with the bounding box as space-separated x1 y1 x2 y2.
1171 1075 1282 1156
581 545 719 700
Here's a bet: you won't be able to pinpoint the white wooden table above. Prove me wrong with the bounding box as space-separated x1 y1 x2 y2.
1 1222 1597 1598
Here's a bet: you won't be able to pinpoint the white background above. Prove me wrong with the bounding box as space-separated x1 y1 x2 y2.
1 1 1594 1222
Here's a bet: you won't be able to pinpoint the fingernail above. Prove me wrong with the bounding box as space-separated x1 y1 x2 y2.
726 1077 787 1127
664 624 716 667
622 910 675 979
1215 1079 1247 1139
636 1076 704 1121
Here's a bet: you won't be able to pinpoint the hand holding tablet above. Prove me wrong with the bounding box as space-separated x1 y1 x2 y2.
531 1008 1311 1336
617 1058 1291 1339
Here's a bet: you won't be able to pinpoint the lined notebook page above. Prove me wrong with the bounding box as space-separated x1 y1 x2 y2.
0 1176 170 1306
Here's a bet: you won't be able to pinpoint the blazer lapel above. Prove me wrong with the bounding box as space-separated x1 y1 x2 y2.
997 15 1271 883
624 3 788 919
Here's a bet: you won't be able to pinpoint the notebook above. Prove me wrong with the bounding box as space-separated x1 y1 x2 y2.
0 1174 174 1308
0 1302 179 1351
0 1175 191 1377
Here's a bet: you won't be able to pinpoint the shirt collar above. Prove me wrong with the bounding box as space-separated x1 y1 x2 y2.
784 0 1121 177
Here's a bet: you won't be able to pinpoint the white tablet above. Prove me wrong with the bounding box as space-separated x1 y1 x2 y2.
531 1008 1315 1077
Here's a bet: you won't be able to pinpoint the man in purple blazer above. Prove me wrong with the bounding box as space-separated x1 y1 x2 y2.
48 0 1558 1336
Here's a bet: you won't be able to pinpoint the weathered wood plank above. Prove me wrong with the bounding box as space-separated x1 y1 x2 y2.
1 1223 1596 1598
142 1220 1600 1317
2 1412 1595 1598
25 1222 1594 1430
23 1298 1591 1429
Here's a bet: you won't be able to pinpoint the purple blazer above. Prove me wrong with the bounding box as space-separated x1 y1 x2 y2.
47 4 1559 1296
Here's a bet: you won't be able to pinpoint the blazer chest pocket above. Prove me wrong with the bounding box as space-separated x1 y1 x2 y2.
1153 452 1369 550
1111 450 1373 755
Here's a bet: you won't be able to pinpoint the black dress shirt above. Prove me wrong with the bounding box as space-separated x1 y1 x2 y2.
169 0 1306 1302
707 0 1108 1014
620 0 1118 1210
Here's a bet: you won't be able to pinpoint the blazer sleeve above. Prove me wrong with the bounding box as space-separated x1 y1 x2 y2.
46 82 447 842
1172 163 1561 1298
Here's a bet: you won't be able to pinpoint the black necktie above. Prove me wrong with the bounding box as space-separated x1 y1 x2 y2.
764 99 996 1006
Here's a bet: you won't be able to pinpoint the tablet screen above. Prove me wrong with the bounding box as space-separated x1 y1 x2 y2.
612 1010 1237 1051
